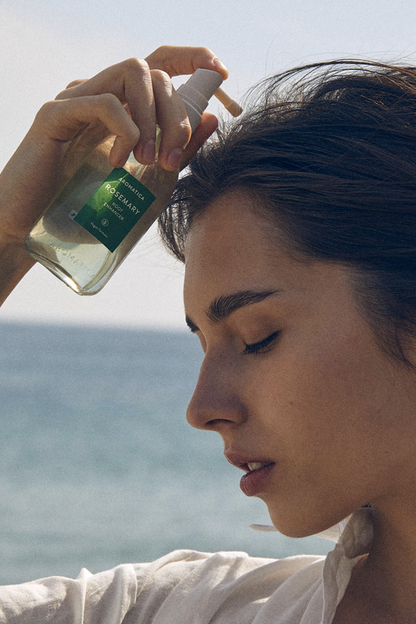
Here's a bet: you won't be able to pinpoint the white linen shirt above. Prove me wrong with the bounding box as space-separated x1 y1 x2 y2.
0 508 373 624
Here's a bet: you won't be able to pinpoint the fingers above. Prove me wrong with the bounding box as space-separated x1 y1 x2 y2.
149 69 192 170
56 58 157 164
64 79 87 90
114 58 157 164
50 48 228 170
32 95 140 168
145 45 229 80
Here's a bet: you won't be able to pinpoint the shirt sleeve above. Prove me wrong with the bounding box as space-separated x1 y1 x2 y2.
0 549 323 624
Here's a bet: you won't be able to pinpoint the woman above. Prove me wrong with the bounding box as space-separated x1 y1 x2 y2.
158 59 416 624
1 47 415 623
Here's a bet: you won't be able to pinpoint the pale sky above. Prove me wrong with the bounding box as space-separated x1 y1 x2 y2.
1 0 416 329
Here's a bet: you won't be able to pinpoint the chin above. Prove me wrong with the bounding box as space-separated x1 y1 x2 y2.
267 503 348 539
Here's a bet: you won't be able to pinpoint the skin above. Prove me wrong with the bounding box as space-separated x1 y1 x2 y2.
183 190 416 623
0 45 228 305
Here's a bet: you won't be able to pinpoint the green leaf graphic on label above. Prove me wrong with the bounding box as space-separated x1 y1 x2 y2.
74 168 156 252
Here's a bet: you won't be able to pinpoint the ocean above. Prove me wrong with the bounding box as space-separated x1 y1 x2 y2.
0 321 332 585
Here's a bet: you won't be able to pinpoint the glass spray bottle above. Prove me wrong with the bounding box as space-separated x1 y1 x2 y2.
25 69 224 295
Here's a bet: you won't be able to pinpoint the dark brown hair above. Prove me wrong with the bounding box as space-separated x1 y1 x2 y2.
158 60 416 369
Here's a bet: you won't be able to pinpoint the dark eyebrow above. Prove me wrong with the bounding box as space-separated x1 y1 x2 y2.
185 289 280 333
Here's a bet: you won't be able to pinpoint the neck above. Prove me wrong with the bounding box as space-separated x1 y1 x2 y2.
352 501 416 620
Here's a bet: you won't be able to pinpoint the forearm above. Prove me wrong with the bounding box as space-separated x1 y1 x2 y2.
0 240 35 306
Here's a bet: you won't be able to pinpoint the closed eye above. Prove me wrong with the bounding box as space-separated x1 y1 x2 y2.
243 332 280 356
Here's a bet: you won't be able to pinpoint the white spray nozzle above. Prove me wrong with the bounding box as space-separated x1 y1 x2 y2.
177 68 242 131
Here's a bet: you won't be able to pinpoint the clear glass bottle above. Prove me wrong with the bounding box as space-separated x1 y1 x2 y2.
25 69 223 295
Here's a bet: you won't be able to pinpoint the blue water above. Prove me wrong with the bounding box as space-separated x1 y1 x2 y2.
0 321 332 585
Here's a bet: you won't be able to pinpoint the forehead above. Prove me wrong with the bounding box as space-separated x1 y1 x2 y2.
183 191 300 302
183 191 358 321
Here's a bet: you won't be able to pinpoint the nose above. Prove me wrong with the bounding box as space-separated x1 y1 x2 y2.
186 355 246 433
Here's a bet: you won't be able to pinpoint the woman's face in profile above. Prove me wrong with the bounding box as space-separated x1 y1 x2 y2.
183 190 416 538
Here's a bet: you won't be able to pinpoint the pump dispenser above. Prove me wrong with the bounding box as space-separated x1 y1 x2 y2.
25 69 229 295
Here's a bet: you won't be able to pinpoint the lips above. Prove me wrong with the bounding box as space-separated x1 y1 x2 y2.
225 450 275 473
225 450 276 496
240 463 275 496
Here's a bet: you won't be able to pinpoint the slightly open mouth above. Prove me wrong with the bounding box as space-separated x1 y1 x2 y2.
246 461 274 472
240 463 276 497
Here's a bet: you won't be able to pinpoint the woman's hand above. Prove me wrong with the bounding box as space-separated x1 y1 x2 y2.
0 46 228 303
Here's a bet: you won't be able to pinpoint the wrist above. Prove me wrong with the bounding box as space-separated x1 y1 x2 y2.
0 239 35 306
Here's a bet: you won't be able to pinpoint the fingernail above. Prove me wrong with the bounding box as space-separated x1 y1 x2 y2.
143 139 156 163
213 57 229 77
167 148 183 170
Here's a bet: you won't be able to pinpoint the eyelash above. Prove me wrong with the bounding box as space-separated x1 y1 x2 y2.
243 332 280 356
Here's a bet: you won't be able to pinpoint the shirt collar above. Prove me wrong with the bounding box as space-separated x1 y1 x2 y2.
321 507 373 623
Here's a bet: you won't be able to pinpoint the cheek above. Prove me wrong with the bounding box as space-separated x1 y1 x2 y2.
253 322 395 465
249 332 396 536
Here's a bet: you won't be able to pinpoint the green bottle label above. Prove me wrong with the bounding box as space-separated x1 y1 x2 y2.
74 168 156 253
